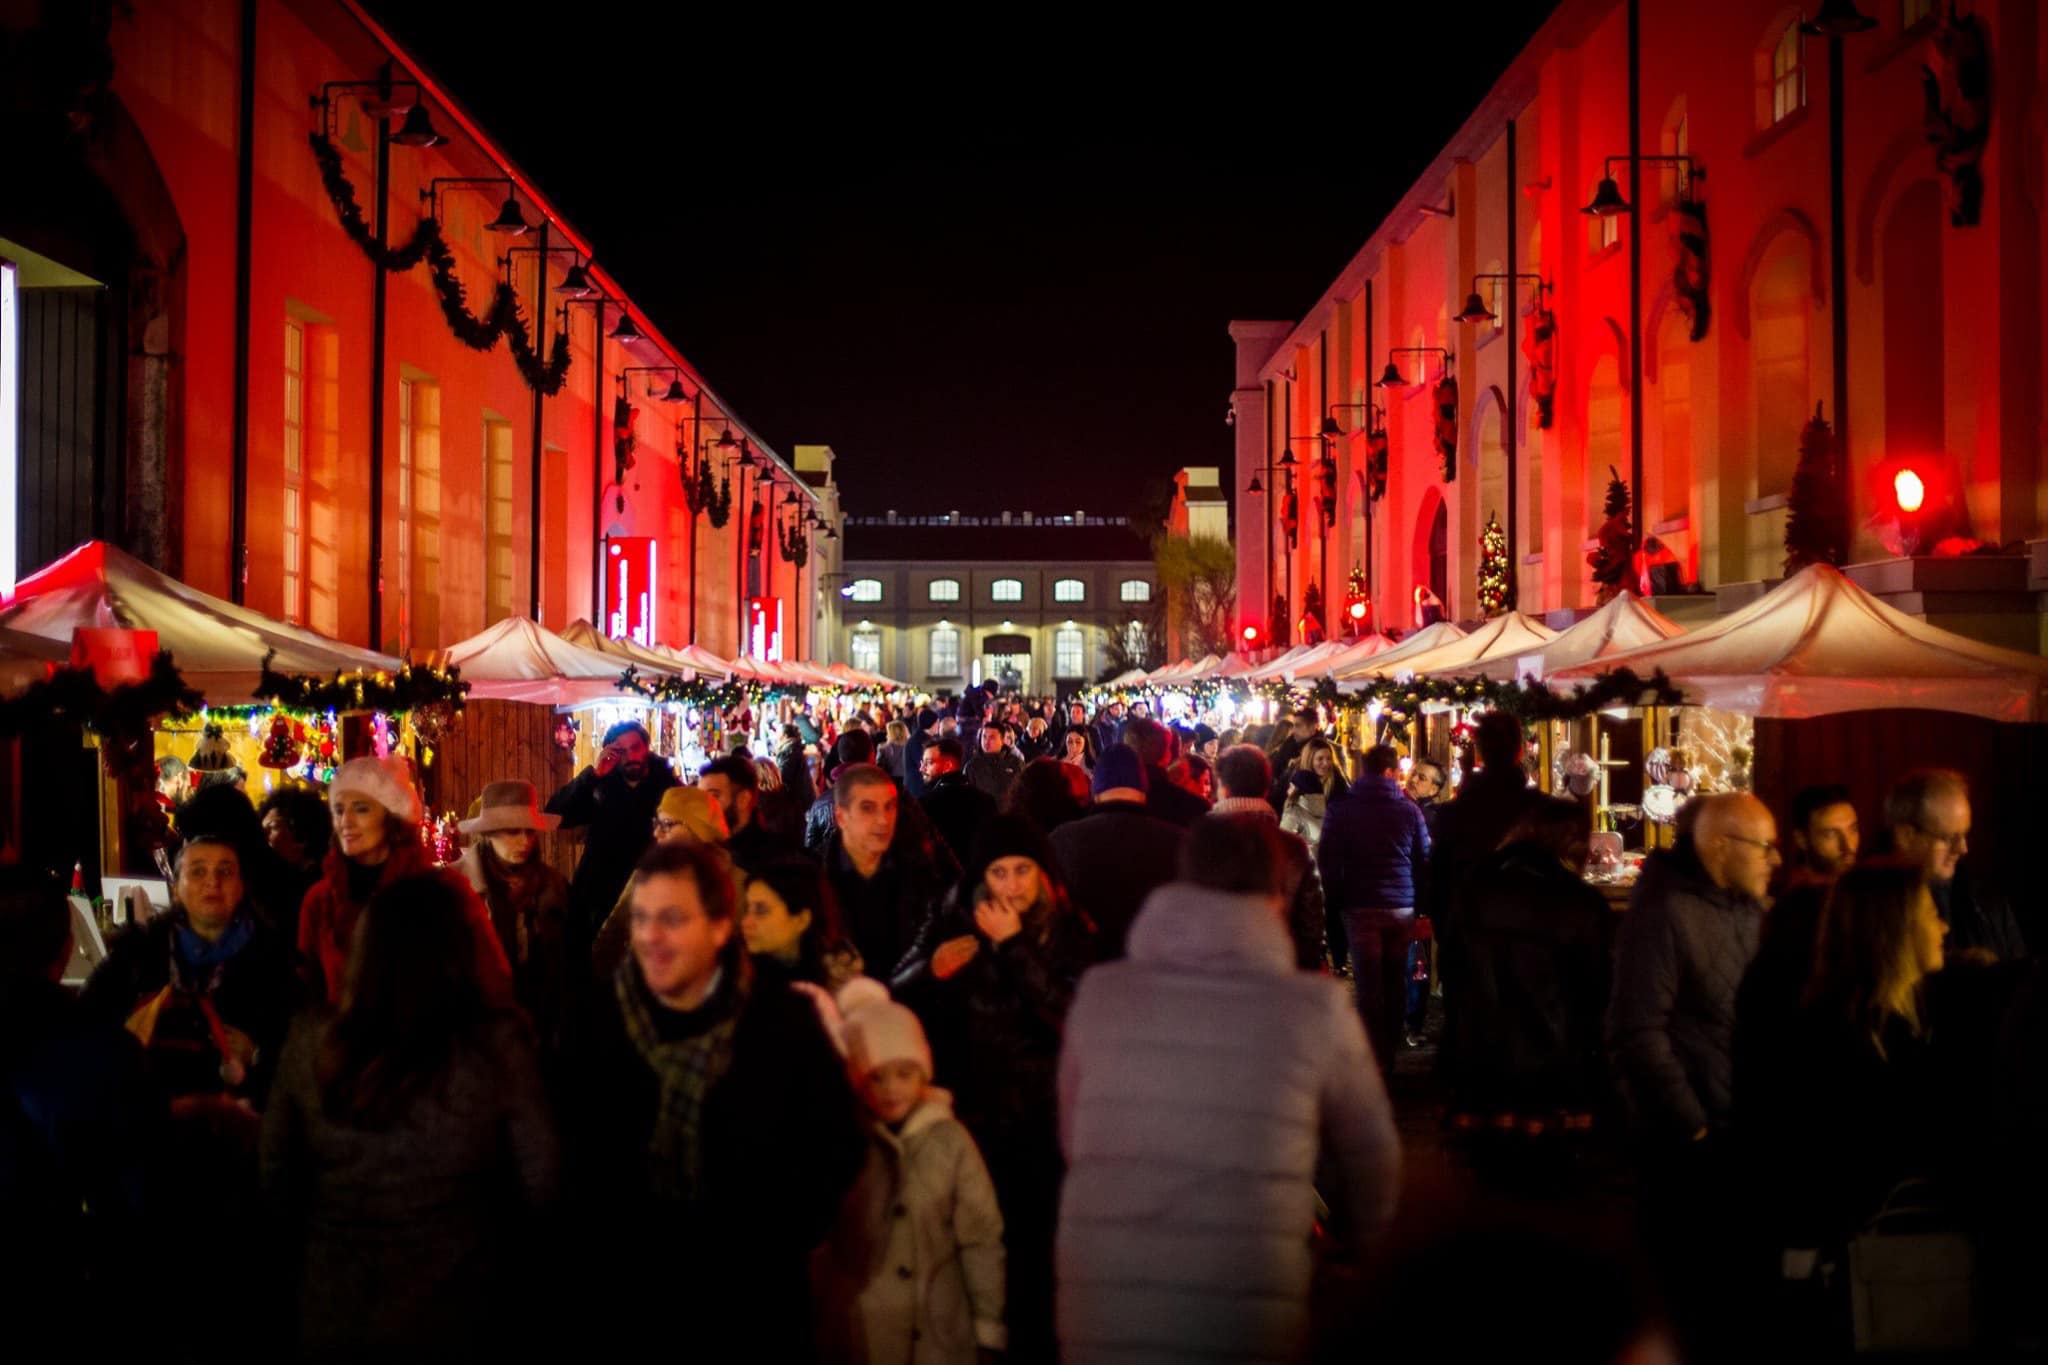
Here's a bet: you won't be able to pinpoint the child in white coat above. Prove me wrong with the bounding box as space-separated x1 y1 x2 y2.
814 1000 1007 1363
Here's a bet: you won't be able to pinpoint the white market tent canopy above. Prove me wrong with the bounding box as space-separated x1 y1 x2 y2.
436 617 649 706
1242 644 1311 682
1105 668 1150 687
0 540 402 699
1443 592 1685 682
1251 639 1352 682
1379 611 1558 679
1143 658 1200 685
558 620 698 680
1310 633 1395 680
666 642 737 679
1211 652 1261 679
1549 564 2048 721
1330 619 1467 686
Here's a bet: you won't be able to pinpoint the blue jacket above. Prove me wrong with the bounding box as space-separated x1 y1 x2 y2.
1317 773 1431 911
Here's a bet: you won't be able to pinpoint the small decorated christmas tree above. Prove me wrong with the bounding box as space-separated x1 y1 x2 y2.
1477 512 1514 616
257 713 301 769
1783 403 1849 573
1587 466 1634 604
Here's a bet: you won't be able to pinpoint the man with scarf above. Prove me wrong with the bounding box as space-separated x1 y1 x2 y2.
566 841 863 1354
459 781 574 1050
546 720 679 955
79 833 298 1359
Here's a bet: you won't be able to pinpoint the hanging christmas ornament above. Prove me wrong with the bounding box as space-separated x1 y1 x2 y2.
257 713 302 769
189 723 234 773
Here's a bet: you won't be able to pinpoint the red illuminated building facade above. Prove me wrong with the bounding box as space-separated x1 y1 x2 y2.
1233 0 2048 651
4 0 835 660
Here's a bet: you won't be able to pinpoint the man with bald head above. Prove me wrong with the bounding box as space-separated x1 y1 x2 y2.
1608 793 1776 1146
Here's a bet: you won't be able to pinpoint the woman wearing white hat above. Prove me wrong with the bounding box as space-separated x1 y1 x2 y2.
297 755 508 1002
458 781 572 1046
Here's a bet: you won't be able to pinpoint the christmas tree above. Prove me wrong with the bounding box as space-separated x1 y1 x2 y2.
1783 403 1849 572
1587 465 1633 604
1477 512 1514 616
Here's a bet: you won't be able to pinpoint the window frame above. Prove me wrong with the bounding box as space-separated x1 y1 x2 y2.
927 577 961 603
850 629 882 673
1054 626 1085 679
1119 579 1152 604
282 320 305 623
990 577 1023 603
1770 23 1805 126
847 577 883 603
929 625 961 677
1052 577 1085 603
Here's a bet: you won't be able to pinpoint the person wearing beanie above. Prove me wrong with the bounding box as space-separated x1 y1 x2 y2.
892 813 1093 1361
1049 743 1185 963
814 999 1006 1365
544 719 680 959
298 756 509 1003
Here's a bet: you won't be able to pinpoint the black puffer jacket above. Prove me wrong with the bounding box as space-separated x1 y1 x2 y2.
1460 841 1612 1115
1605 846 1763 1142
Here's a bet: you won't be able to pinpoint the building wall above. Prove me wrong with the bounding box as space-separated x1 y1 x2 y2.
1237 0 2045 630
17 0 826 659
837 559 1156 693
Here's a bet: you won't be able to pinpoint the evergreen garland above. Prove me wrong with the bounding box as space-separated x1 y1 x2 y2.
615 665 802 710
1783 404 1849 572
1477 512 1514 616
1587 466 1634 604
1433 374 1460 482
0 653 202 746
309 133 572 396
254 651 469 714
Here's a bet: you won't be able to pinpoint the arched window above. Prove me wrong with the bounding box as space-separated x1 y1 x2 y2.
1476 395 1507 546
1751 231 1812 497
929 625 961 677
1119 579 1151 603
1654 310 1694 526
1770 23 1804 125
1586 355 1624 539
927 577 960 603
990 578 1023 603
1053 578 1085 603
847 577 882 603
1054 626 1085 678
850 629 881 673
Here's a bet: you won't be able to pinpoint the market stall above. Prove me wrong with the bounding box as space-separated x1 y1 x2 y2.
1439 591 1683 681
1369 611 1558 679
1329 620 1466 686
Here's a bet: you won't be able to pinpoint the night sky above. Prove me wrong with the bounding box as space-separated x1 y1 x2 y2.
366 6 1559 522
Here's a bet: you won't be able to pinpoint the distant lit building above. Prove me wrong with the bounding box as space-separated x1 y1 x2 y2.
838 511 1155 695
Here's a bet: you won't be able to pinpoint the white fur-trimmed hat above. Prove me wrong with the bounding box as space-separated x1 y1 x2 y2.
330 755 424 827
843 999 932 1081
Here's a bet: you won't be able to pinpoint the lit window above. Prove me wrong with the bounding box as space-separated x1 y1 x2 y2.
850 629 881 673
928 577 960 603
847 578 882 603
1055 626 1085 678
930 626 960 677
1119 579 1151 603
485 417 515 623
282 321 305 623
1771 24 1804 126
1053 578 1085 603
1589 187 1620 252
398 379 441 650
1122 620 1148 659
991 578 1023 602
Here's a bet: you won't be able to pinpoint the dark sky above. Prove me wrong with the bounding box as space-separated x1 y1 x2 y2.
365 6 1557 521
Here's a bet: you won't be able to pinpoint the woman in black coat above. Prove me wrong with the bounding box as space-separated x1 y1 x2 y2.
892 813 1095 1361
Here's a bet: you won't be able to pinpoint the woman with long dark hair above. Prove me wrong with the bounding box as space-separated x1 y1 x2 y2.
741 856 862 993
260 873 558 1360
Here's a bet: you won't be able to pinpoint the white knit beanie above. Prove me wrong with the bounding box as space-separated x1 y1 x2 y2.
330 755 424 826
843 1000 932 1081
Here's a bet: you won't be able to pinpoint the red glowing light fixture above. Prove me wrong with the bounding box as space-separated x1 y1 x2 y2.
1348 599 1367 621
1241 624 1261 644
1893 468 1926 514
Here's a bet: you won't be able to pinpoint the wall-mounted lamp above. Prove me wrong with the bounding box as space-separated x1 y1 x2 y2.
421 177 530 235
1580 155 1702 217
311 80 444 146
1376 346 1453 389
1455 272 1550 325
623 365 691 404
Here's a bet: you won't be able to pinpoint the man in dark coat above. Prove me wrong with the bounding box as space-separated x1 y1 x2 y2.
806 730 876 855
545 720 679 948
918 736 996 870
1884 768 2026 960
963 720 1024 805
1318 745 1431 1064
1048 745 1186 962
822 764 950 977
696 755 801 874
1264 708 1322 809
1210 744 1327 971
1426 711 1538 1099
1120 716 1210 829
566 841 863 1355
1 868 165 1347
901 708 940 800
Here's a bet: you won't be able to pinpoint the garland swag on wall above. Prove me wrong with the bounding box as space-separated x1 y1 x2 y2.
254 651 470 715
309 133 572 396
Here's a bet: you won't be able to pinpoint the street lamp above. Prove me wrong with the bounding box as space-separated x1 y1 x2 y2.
421 177 531 235
1375 346 1453 389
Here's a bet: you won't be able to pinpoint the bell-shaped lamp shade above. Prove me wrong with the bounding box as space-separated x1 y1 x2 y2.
1582 176 1631 217
1246 475 1265 495
715 428 739 451
1455 290 1496 324
555 262 594 297
660 378 689 403
1376 360 1406 389
1318 415 1344 439
389 104 447 148
609 311 644 343
486 195 531 234
1277 450 1297 468
1802 0 1877 36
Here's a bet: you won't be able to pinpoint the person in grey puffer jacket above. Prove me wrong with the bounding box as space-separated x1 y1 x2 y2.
1057 815 1401 1364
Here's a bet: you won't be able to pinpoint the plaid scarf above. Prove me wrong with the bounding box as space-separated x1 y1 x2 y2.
613 957 748 1202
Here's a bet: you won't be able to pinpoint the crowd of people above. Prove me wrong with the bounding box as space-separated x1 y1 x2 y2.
3 677 2041 1361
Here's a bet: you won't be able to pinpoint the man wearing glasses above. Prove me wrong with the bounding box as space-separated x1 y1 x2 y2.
1883 768 2026 961
547 720 680 957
